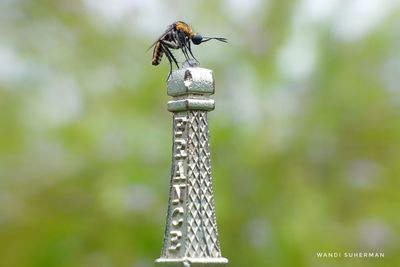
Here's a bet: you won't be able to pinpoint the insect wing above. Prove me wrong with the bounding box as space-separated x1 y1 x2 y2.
147 24 175 51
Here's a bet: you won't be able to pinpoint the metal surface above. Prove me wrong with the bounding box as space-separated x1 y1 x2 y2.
155 66 228 267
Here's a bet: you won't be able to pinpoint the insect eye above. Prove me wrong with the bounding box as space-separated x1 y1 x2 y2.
192 34 203 45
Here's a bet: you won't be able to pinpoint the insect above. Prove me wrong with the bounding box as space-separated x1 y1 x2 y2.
149 21 227 76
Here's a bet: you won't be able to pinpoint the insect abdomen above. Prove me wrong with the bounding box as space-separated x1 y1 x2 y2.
152 42 164 65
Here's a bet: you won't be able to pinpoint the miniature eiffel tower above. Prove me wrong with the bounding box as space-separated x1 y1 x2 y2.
155 64 228 267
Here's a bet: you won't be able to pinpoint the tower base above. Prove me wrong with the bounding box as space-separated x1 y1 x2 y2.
155 257 228 267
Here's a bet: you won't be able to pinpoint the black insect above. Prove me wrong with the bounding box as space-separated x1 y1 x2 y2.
149 21 227 76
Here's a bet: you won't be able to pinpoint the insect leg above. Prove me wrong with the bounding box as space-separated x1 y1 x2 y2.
160 35 181 70
161 40 179 49
160 41 179 68
162 46 173 77
176 31 191 62
186 40 199 64
160 43 179 78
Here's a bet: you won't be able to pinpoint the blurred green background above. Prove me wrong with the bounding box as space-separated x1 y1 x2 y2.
1 0 400 266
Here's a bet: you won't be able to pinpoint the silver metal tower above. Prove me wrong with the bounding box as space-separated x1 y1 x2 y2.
155 65 228 267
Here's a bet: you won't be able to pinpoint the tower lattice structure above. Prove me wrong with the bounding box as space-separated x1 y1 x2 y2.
155 66 228 267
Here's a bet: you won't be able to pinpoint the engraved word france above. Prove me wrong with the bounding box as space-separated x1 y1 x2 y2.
168 115 188 252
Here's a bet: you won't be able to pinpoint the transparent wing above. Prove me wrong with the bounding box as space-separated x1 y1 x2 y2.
146 24 175 51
